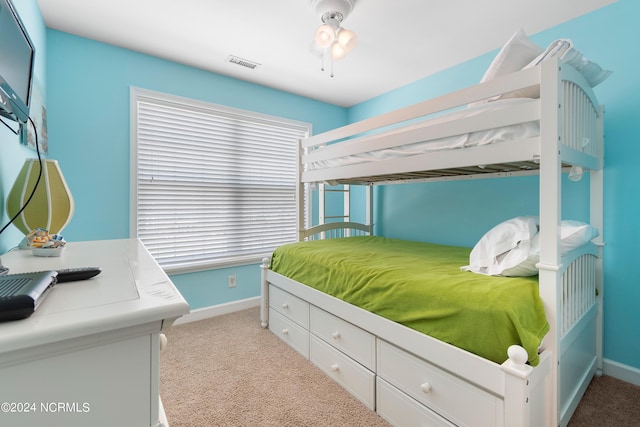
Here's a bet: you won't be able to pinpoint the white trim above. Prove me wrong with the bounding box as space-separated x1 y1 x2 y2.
129 86 311 269
173 297 260 325
603 358 640 388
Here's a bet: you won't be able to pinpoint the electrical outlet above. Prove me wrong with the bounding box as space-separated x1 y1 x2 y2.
228 274 237 288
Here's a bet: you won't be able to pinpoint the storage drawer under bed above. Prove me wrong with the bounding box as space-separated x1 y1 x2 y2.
310 335 375 410
377 377 455 427
377 340 502 427
310 305 376 371
269 284 309 328
268 308 309 358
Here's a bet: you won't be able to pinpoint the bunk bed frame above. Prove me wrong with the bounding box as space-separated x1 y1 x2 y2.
260 57 604 427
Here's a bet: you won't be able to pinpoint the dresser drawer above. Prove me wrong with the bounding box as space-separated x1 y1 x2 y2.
269 308 309 358
310 335 375 410
377 340 501 427
377 377 455 427
269 285 309 328
310 306 376 370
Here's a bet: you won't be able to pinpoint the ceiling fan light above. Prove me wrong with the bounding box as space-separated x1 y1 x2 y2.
337 28 357 52
315 24 336 48
332 42 347 60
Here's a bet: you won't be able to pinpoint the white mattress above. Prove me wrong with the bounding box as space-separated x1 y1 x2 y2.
306 98 539 171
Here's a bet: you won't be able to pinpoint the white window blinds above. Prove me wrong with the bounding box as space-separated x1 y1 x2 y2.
130 88 310 273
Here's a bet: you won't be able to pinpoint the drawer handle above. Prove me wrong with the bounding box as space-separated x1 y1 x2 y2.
331 331 341 340
282 328 289 335
420 382 432 393
331 364 340 372
282 303 289 309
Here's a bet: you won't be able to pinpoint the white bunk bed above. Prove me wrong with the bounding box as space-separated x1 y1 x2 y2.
260 53 605 427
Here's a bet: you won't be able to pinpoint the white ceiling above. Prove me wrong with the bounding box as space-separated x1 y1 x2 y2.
36 0 615 107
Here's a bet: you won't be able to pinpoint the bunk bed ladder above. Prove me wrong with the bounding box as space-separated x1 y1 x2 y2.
303 183 373 240
319 184 352 235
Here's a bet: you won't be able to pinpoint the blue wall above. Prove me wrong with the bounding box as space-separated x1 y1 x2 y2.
0 0 47 254
351 0 639 373
44 31 347 310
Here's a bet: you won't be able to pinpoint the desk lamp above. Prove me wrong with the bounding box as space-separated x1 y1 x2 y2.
6 159 74 236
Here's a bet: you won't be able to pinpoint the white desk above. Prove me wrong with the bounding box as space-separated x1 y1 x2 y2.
0 239 189 427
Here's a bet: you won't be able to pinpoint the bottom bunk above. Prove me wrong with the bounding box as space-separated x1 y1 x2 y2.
260 236 599 427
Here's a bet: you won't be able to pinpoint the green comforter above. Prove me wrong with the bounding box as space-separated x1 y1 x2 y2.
270 236 549 365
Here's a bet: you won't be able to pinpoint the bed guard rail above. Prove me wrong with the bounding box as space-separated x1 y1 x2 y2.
299 221 372 241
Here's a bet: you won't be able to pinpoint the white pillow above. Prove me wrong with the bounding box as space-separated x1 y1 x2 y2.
462 216 538 275
498 39 574 100
470 29 544 106
479 29 544 84
476 32 611 105
560 48 612 87
501 233 540 277
524 39 573 69
560 220 600 252
501 220 600 277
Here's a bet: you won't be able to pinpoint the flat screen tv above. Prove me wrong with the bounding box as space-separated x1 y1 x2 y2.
0 0 35 124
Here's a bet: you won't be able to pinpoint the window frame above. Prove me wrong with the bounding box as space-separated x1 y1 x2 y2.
130 87 311 274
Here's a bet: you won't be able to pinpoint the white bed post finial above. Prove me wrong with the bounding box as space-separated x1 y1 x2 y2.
502 345 532 377
502 345 547 427
260 257 270 328
502 345 533 426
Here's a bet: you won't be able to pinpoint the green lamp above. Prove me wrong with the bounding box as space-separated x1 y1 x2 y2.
6 159 74 235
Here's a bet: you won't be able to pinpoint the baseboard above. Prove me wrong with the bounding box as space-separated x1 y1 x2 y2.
603 358 640 387
173 297 260 325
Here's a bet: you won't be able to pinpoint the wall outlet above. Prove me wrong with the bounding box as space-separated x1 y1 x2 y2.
228 274 237 288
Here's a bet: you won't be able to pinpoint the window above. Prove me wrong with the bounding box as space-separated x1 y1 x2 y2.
130 88 311 273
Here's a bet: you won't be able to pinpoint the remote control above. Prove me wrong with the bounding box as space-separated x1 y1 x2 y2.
56 267 102 283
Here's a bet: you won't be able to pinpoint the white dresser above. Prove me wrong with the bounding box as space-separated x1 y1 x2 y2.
0 239 189 427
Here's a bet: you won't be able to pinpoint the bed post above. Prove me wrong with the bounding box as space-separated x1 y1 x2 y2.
537 57 563 427
260 257 270 328
502 346 553 427
366 184 373 235
592 105 605 375
297 137 305 242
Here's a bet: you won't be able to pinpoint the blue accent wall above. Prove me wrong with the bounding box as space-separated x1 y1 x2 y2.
45 30 347 310
349 0 639 372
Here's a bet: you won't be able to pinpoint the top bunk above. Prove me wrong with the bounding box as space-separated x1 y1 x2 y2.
301 37 608 186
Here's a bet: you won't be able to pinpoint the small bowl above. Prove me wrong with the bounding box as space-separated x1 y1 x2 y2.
32 247 65 257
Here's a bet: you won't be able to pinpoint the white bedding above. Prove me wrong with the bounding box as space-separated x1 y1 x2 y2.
307 97 539 171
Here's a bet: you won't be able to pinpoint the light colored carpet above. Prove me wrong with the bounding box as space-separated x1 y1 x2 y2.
160 307 389 426
160 307 640 427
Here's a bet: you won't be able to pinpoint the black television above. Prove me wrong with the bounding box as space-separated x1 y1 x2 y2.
0 0 35 124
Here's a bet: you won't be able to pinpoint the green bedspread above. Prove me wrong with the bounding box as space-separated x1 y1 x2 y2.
270 236 549 366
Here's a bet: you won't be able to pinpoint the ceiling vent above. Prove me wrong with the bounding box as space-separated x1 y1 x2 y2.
226 55 260 70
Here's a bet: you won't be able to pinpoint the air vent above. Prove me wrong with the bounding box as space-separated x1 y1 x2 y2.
226 55 260 70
